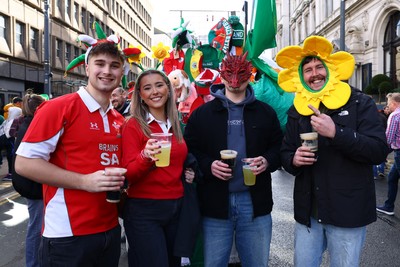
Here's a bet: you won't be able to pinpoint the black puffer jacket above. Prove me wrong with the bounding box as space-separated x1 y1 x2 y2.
281 88 389 228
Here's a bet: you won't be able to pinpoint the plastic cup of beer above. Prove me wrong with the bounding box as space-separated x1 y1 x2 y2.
151 133 173 167
242 158 256 186
300 132 318 157
104 167 127 203
220 149 238 179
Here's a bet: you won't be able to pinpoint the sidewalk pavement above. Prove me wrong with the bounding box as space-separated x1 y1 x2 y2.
0 159 18 205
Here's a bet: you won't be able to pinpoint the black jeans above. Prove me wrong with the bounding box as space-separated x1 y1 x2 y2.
39 225 121 267
123 198 182 267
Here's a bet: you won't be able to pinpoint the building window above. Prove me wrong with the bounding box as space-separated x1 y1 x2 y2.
81 8 87 30
89 13 94 27
291 26 295 45
57 0 62 11
298 20 302 42
74 46 79 57
325 0 333 18
74 2 79 22
304 13 309 37
397 20 400 38
30 27 39 51
116 3 119 18
65 43 71 62
383 11 400 88
0 15 6 39
312 4 316 30
65 0 71 18
16 21 24 45
56 38 62 58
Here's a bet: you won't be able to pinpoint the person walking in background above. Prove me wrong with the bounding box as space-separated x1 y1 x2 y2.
184 53 283 267
11 93 45 267
377 93 400 216
0 113 4 166
111 87 130 117
3 96 22 119
278 36 389 267
373 105 389 179
121 69 189 267
14 40 126 267
1 106 22 181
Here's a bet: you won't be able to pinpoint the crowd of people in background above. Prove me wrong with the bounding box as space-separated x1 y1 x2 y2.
0 96 22 181
0 34 397 267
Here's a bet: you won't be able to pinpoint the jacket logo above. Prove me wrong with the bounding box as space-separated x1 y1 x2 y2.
112 121 121 138
90 122 100 130
338 110 349 116
112 121 121 130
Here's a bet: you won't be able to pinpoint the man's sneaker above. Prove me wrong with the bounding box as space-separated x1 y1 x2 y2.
2 174 12 181
376 206 394 216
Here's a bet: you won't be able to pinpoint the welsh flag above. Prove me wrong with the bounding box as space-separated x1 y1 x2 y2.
244 0 279 87
244 0 277 60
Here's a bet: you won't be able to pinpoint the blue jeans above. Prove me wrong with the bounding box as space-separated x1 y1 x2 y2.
384 150 400 209
202 191 272 267
123 198 182 267
372 162 385 177
39 225 121 267
294 218 366 267
26 199 43 267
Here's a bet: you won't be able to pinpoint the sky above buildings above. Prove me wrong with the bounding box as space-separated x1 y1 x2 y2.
150 0 247 36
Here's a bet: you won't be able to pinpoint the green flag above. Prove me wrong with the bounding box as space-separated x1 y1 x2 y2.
244 0 277 60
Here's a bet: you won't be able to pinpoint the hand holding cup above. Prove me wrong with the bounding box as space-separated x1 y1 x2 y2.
219 150 237 180
293 136 318 167
150 133 173 167
242 158 256 186
104 167 127 203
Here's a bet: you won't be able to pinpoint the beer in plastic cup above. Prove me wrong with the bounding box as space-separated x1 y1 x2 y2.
220 149 237 179
242 158 256 186
300 132 318 158
104 167 127 203
151 133 173 167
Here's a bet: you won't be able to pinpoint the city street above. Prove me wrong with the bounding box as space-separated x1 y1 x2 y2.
1 162 400 266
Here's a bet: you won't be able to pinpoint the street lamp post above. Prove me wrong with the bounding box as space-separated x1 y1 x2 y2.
340 0 346 51
243 1 248 40
43 0 52 97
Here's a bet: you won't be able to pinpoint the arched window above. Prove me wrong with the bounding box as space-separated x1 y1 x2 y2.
383 11 400 88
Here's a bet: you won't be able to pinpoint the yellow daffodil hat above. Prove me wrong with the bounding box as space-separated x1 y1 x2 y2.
276 35 355 116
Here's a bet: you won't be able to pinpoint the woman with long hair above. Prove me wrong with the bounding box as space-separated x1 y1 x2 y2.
121 69 187 267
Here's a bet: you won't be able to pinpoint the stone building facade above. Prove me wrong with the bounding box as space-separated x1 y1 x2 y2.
272 0 400 93
0 0 154 106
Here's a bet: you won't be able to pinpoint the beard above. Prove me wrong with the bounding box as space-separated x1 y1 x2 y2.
226 86 241 92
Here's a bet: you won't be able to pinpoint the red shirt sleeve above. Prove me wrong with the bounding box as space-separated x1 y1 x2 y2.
121 118 154 185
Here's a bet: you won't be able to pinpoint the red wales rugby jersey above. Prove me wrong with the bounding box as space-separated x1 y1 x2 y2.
18 88 124 237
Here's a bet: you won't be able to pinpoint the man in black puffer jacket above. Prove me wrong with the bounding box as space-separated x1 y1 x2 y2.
278 36 390 267
184 53 283 267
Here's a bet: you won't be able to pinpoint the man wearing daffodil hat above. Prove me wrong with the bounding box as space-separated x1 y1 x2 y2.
279 36 389 266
